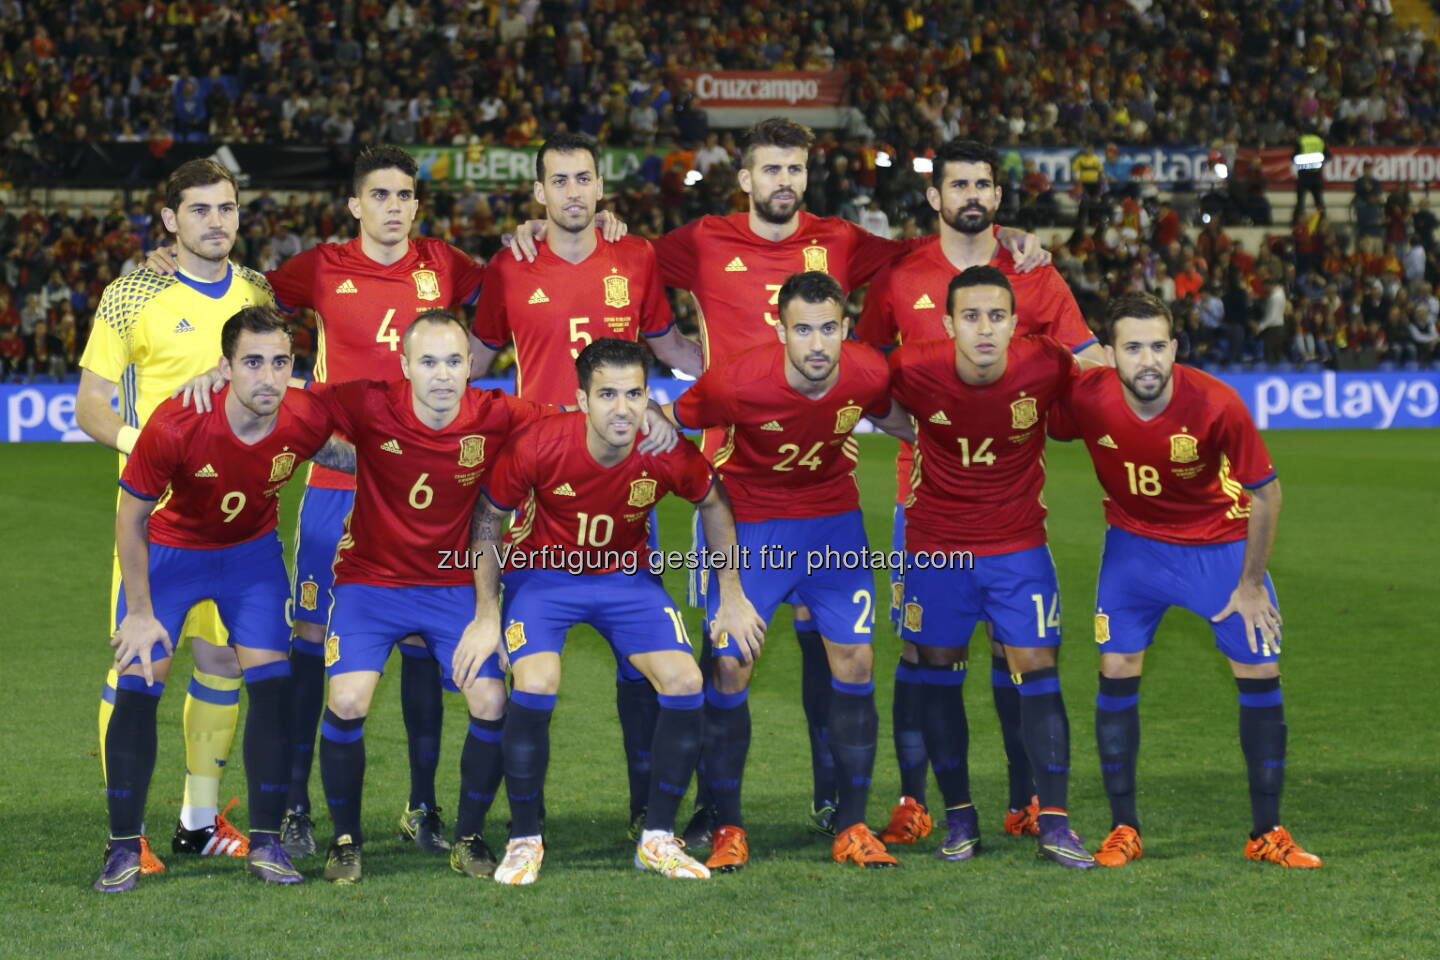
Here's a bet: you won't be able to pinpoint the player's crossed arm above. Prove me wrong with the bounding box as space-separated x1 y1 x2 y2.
454 498 508 688
1212 477 1283 655
111 490 173 685
866 398 916 444
695 481 767 663
310 436 357 474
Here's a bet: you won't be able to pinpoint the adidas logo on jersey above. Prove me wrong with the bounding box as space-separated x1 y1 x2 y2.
528 288 550 304
913 294 936 310
760 420 784 431
724 257 747 272
335 279 358 294
1098 434 1118 449
174 318 195 333
928 410 951 425
194 463 217 478
552 483 577 496
381 439 404 454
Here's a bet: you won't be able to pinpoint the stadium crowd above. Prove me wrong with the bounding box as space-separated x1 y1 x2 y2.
3 0 1439 380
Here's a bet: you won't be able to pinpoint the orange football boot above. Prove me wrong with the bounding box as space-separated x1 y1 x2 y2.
1094 825 1143 867
138 836 165 874
705 825 749 873
879 796 933 844
1244 826 1322 868
1002 796 1041 837
831 824 898 868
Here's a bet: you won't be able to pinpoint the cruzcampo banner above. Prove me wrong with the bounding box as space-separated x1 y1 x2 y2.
405 144 650 187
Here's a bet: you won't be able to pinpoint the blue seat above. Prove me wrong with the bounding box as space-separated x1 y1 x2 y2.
1303 361 1326 372
1403 360 1421 372
1251 361 1270 373
1378 360 1397 371
1272 361 1294 372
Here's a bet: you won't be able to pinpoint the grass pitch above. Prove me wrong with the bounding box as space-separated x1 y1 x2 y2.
1 431 1437 960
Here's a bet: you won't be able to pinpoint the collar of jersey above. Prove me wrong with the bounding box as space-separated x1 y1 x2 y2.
175 262 234 299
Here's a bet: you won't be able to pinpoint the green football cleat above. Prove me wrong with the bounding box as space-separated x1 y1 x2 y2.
398 805 451 853
807 801 838 838
627 808 647 843
280 809 317 859
450 835 497 879
324 835 363 883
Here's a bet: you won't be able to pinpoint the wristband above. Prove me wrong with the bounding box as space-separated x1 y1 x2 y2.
116 424 139 455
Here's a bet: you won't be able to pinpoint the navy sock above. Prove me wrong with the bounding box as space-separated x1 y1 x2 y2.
702 685 750 829
455 715 504 839
918 659 971 808
319 709 366 843
503 692 555 837
645 693 704 834
615 670 660 818
399 644 442 812
1095 674 1142 830
1016 667 1071 821
991 655 1034 810
105 677 164 841
1237 676 1286 837
829 679 878 832
285 641 326 813
796 622 837 808
692 636 715 810
242 662 293 835
892 658 928 804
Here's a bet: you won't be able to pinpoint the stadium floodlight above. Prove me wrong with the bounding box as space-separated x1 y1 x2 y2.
912 157 934 174
684 169 703 186
875 151 893 168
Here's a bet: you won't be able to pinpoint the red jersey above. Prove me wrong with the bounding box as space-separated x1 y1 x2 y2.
888 336 1076 556
472 233 673 405
673 341 891 522
482 412 714 574
1047 364 1276 545
268 236 487 490
120 387 333 549
315 380 547 587
857 236 1096 505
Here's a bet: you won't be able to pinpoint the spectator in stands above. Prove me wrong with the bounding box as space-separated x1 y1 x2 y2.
1222 269 1252 363
0 325 23 380
1256 277 1289 364
1408 304 1439 363
24 318 65 382
1173 255 1204 302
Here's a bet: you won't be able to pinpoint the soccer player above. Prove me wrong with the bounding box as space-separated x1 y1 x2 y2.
96 305 351 892
856 139 1104 846
472 132 704 838
1046 293 1321 869
885 265 1094 868
78 159 275 871
665 271 912 870
471 338 765 885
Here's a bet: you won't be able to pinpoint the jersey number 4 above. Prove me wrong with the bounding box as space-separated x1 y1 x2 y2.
376 309 400 351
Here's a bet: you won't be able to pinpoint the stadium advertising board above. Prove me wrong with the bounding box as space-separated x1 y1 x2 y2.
674 70 848 108
1001 146 1219 188
4 373 1436 442
404 145 649 187
1237 146 1440 189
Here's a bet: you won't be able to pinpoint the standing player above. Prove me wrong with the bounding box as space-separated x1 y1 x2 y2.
472 133 704 837
856 139 1104 845
886 266 1093 868
1047 293 1321 869
472 338 764 885
96 306 349 891
78 159 275 871
665 272 911 870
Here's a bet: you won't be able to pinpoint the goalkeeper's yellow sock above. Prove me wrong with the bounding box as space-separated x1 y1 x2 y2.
98 667 119 782
180 668 242 830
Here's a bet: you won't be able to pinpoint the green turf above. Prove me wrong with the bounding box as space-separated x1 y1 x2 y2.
1 432 1437 959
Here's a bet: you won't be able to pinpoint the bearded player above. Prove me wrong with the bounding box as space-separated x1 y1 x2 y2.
1047 293 1321 870
857 139 1104 846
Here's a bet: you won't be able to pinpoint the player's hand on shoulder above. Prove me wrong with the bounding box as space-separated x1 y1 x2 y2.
1001 228 1053 273
1211 582 1282 655
637 402 679 454
595 209 628 242
453 615 502 689
508 220 546 262
143 243 180 275
175 365 226 412
111 613 173 687
712 594 767 665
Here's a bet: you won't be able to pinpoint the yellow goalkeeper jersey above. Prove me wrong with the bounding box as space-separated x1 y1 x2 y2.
79 263 275 428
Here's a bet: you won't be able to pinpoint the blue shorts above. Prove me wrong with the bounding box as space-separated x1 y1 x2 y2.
115 532 292 664
888 502 906 627
707 510 875 658
501 569 693 664
898 544 1062 650
325 583 504 691
289 485 352 628
1094 527 1280 665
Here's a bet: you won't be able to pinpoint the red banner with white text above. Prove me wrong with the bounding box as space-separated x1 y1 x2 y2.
1238 146 1440 189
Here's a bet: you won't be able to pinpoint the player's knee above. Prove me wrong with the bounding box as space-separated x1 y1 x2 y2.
399 633 426 648
293 620 326 645
119 658 174 684
234 646 288 672
1005 645 1056 674
710 656 750 694
193 640 241 677
511 656 561 696
1229 659 1279 680
824 641 872 683
327 677 375 719
1099 652 1144 679
917 644 967 667
462 678 507 721
649 657 702 697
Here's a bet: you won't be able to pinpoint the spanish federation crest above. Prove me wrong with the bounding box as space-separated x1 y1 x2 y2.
1094 613 1111 645
1169 432 1199 463
412 269 441 301
802 244 829 273
505 621 527 653
268 451 297 483
325 634 341 667
603 272 631 308
299 580 319 611
902 602 923 633
458 434 486 468
1010 396 1039 430
833 404 863 434
628 477 658 508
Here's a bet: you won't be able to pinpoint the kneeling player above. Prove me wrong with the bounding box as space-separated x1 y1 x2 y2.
1048 293 1320 869
887 266 1093 867
97 306 349 891
667 272 912 870
472 339 765 885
